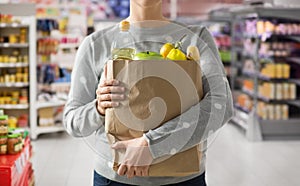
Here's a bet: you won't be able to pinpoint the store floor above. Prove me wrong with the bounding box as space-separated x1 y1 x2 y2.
31 123 300 186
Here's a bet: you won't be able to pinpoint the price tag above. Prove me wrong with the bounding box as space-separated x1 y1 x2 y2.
14 157 23 174
25 146 30 160
21 152 26 167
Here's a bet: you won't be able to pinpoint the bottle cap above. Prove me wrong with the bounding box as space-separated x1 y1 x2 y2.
119 20 130 31
0 115 8 120
8 133 20 138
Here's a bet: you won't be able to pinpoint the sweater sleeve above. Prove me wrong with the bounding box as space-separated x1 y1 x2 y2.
63 35 105 137
144 27 234 159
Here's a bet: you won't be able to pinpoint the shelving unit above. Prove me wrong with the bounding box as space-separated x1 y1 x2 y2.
29 4 86 139
205 10 233 84
229 6 300 141
0 4 36 136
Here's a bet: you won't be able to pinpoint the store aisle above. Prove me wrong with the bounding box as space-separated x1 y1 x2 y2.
31 123 300 186
31 132 94 186
206 124 300 186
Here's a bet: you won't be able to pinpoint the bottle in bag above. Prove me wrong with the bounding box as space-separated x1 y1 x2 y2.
111 20 136 60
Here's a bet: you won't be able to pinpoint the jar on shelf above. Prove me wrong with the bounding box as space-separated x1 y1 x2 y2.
9 34 19 44
3 55 9 63
16 67 22 74
16 73 22 82
18 114 28 128
0 114 8 136
8 116 18 128
7 133 22 154
9 56 17 63
0 135 7 155
10 74 16 83
23 55 28 63
19 97 27 104
23 73 28 82
0 98 4 105
19 28 27 43
11 91 19 98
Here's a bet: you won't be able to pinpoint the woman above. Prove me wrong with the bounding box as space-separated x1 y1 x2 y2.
63 0 233 185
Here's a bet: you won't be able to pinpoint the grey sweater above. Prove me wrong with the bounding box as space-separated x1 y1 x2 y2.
63 21 234 186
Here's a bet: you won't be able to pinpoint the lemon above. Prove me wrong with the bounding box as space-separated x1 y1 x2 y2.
166 48 187 61
160 43 174 58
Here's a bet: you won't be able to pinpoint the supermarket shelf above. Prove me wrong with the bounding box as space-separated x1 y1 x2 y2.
287 57 300 65
287 100 300 108
0 63 29 68
241 88 299 104
35 100 66 109
0 43 29 48
35 124 65 136
260 118 300 140
0 23 29 28
289 79 300 86
235 104 251 114
243 33 300 41
0 104 29 109
231 117 248 131
230 7 300 20
287 35 300 42
242 70 292 82
231 107 249 131
59 43 79 49
229 6 300 141
0 82 29 87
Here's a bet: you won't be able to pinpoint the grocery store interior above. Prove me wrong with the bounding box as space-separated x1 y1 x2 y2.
1 0 300 186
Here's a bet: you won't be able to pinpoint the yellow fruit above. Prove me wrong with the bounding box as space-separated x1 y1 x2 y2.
166 48 187 61
186 46 200 62
160 43 174 58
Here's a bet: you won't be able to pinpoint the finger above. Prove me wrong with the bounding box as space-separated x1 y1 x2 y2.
97 86 125 95
98 94 125 102
126 166 135 179
99 101 119 109
111 141 127 149
117 164 127 176
104 64 107 78
141 166 149 177
134 168 143 177
99 79 120 87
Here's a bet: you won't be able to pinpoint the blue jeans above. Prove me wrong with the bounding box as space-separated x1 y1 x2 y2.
93 171 207 186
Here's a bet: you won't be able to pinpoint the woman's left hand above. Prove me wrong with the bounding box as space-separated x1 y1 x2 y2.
111 137 153 178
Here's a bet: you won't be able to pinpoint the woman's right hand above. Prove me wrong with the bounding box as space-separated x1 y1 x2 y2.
96 65 126 116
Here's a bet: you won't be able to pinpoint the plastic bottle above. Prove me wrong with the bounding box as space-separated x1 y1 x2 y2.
111 20 136 60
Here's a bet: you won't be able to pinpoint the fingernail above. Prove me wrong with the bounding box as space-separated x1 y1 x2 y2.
114 80 119 85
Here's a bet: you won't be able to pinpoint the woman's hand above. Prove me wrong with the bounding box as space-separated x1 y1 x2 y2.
96 64 125 115
112 137 153 178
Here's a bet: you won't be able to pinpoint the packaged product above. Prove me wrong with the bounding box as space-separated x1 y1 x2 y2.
105 59 203 177
0 114 8 136
7 133 22 154
0 135 7 155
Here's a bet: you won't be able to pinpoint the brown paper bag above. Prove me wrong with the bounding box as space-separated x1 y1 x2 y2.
105 59 203 177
